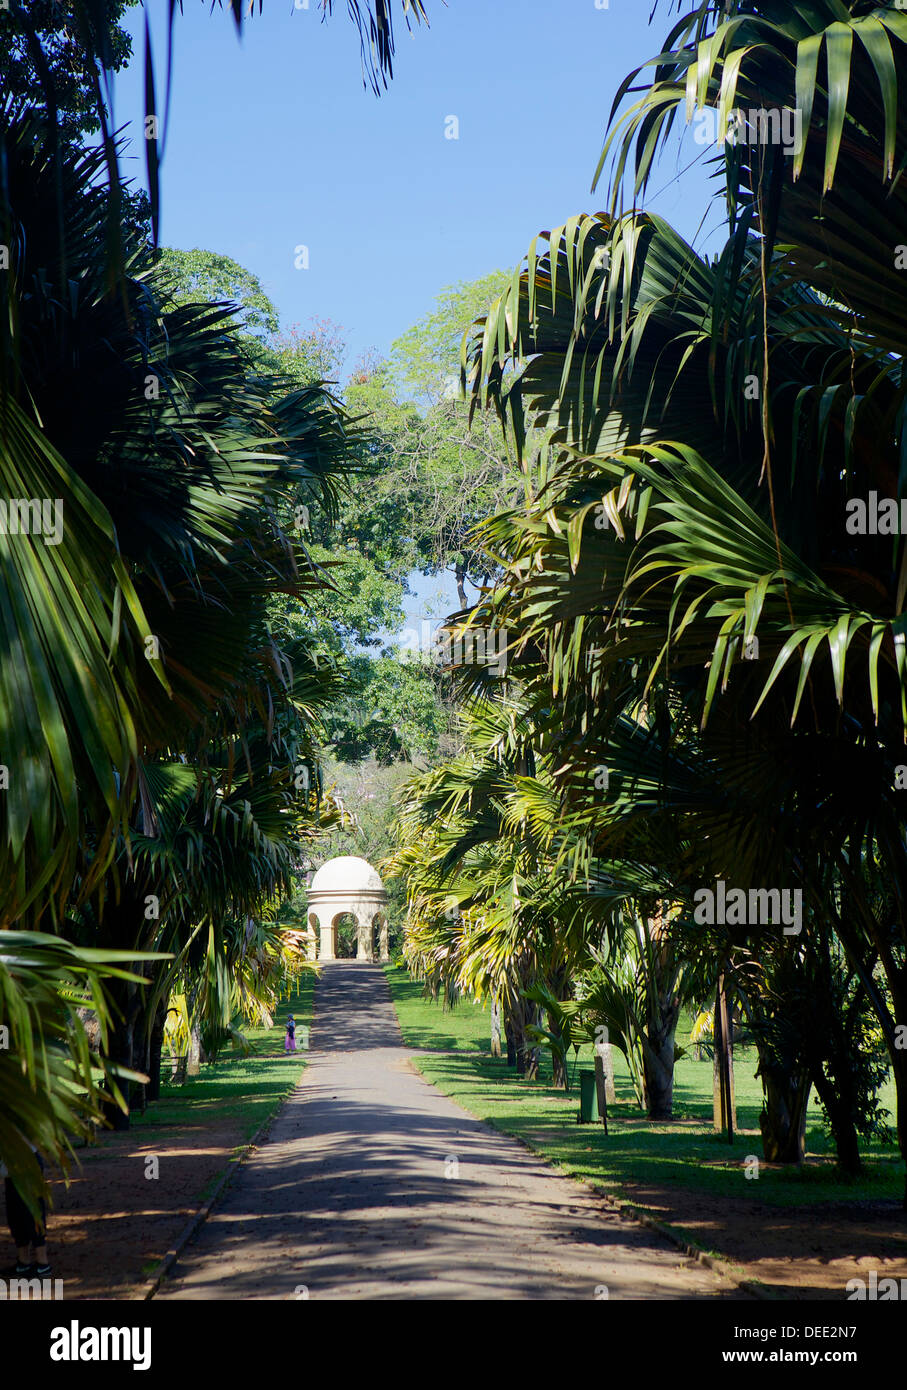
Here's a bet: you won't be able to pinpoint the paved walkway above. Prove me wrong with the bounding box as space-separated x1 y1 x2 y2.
157 962 744 1300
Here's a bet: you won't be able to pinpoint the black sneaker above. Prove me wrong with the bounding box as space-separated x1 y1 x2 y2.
33 1263 52 1278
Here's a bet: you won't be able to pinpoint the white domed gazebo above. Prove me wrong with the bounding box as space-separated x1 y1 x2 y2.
305 856 389 962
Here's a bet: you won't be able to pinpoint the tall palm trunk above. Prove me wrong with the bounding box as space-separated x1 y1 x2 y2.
146 1002 166 1104
880 972 907 1210
759 1066 811 1164
524 1002 542 1081
550 1030 568 1089
643 1021 678 1120
713 977 736 1137
103 979 143 1131
547 963 571 1089
187 1023 205 1076
641 910 680 1120
510 1002 528 1076
504 1015 517 1068
893 1055 907 1212
490 998 503 1058
811 1068 862 1177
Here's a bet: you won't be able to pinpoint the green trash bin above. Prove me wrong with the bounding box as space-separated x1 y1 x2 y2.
578 1069 599 1123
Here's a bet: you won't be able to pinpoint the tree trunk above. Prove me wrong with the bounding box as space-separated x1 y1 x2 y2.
524 1051 540 1081
642 989 680 1120
594 1054 609 1134
454 560 468 610
547 1006 568 1089
511 1009 527 1076
523 1003 542 1081
96 889 149 1130
146 1003 166 1104
130 987 153 1115
812 1069 862 1177
504 1016 516 1068
890 1047 907 1211
713 980 736 1137
878 977 907 1210
642 911 680 1120
546 964 571 1090
713 1043 738 1134
103 1007 135 1131
187 1023 203 1077
490 998 502 1058
596 1041 617 1104
644 1033 677 1120
102 969 153 1131
759 1066 811 1163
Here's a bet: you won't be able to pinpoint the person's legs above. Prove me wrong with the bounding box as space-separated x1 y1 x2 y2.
5 1178 44 1266
32 1155 48 1269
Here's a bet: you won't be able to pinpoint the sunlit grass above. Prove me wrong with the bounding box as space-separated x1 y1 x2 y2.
385 964 903 1208
130 972 316 1146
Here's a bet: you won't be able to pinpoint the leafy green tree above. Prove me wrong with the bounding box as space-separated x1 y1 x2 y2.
152 247 280 340
0 932 154 1204
390 276 536 607
0 1 136 140
0 108 353 1160
392 273 515 408
0 0 437 1196
268 319 347 392
325 655 452 764
151 248 345 389
457 0 907 1190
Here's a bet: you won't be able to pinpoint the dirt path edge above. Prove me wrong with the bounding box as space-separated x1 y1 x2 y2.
139 1081 302 1302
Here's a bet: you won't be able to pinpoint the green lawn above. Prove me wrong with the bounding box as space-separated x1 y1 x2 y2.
384 964 903 1210
130 970 316 1151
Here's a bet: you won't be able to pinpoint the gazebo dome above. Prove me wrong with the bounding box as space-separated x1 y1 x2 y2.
306 856 389 964
310 855 384 894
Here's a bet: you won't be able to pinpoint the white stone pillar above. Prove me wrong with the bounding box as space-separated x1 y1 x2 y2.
319 913 335 960
378 916 389 962
356 912 373 961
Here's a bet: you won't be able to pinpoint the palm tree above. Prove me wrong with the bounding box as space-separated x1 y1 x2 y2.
0 109 353 925
0 106 355 1161
457 2 907 1192
0 931 158 1208
389 685 593 1081
0 0 431 1191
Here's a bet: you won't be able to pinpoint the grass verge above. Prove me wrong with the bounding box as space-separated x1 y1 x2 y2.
384 963 903 1210
131 970 316 1153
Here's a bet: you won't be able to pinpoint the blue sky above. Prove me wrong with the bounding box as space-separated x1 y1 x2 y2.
112 1 722 631
113 1 722 373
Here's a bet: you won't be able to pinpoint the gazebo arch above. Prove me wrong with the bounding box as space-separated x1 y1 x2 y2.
305 856 389 962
